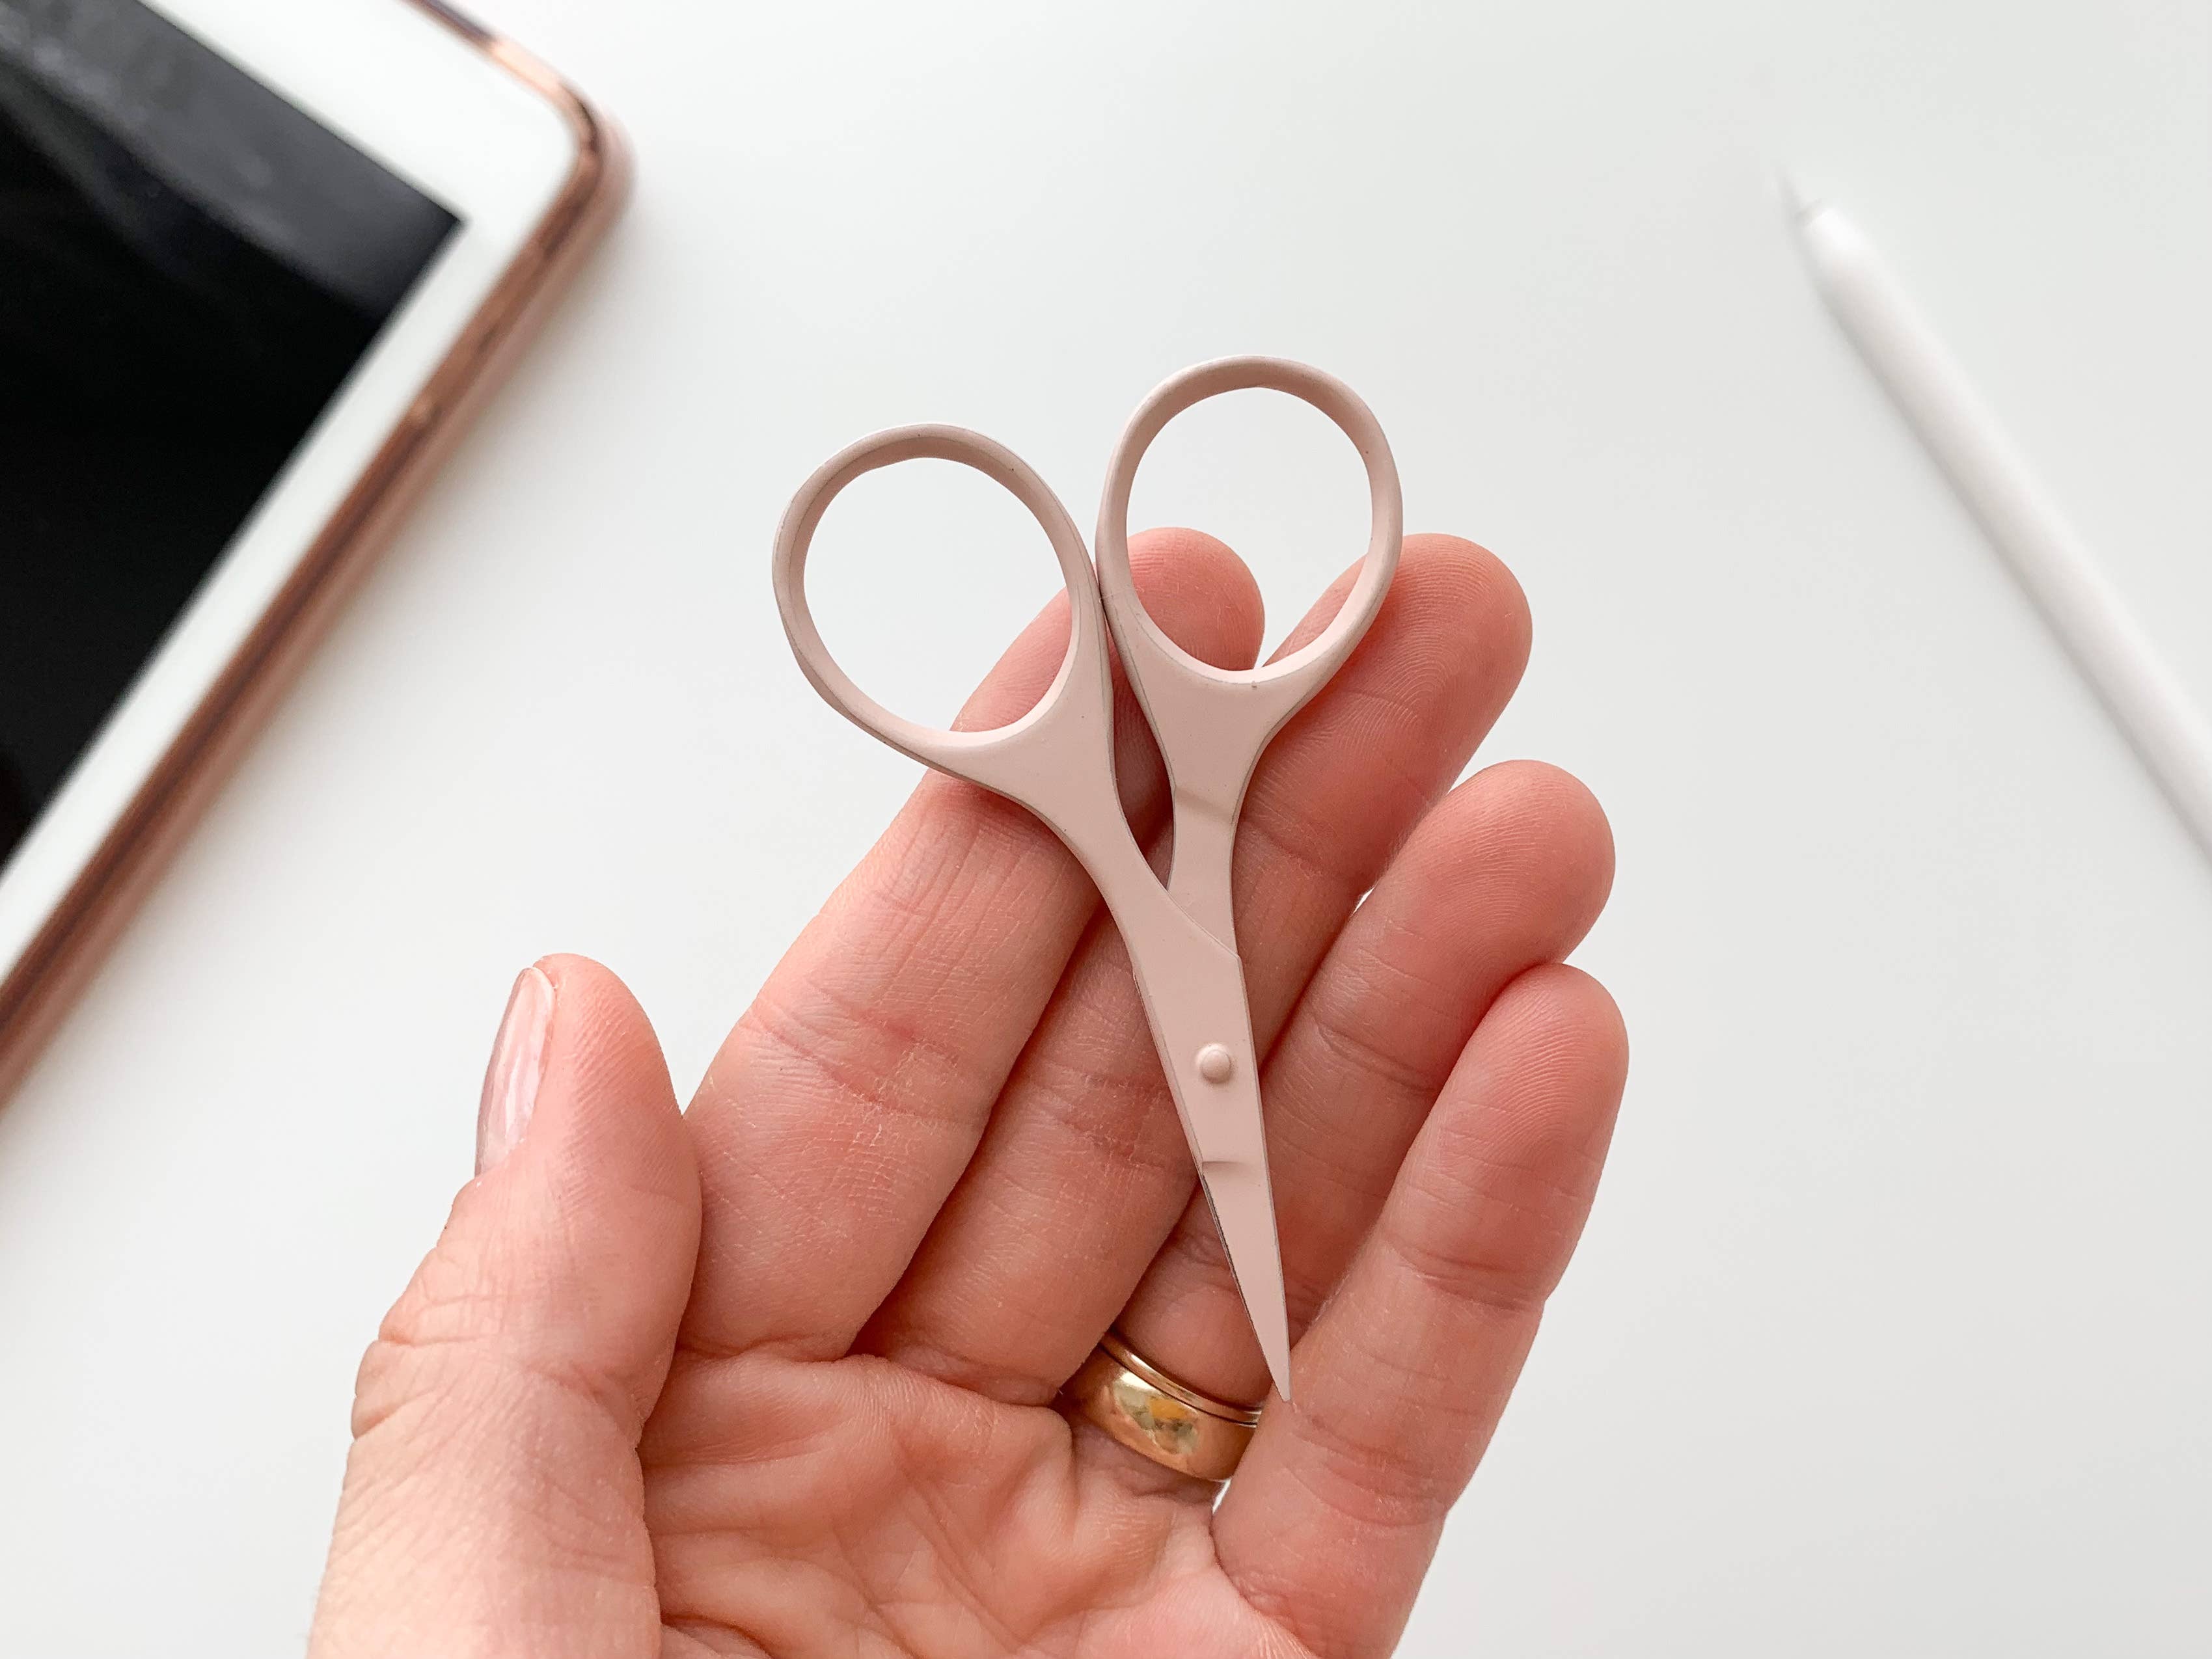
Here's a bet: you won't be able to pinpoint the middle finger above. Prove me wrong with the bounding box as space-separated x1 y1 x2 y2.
857 533 1529 1401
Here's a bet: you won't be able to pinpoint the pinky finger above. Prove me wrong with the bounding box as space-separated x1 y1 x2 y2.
1212 964 1629 1659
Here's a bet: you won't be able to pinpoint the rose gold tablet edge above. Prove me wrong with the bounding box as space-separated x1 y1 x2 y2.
0 5 631 1103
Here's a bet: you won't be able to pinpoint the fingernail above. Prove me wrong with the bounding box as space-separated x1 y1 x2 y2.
476 965 554 1174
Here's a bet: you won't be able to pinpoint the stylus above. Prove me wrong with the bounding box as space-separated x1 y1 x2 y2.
1788 184 2212 862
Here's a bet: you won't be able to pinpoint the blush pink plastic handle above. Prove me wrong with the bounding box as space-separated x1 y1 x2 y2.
772 425 1166 921
1095 358 1404 947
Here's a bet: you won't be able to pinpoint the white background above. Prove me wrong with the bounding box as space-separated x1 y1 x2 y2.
2 1 2207 1652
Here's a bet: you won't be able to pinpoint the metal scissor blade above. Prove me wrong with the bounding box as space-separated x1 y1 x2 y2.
1195 1157 1294 1403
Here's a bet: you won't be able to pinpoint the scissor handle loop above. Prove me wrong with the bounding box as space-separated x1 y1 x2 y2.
1094 357 1404 704
771 425 1110 798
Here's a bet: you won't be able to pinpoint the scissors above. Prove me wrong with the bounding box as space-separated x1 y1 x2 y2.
772 357 1402 1403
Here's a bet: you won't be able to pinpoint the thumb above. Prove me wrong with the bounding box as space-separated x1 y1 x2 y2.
310 954 701 1659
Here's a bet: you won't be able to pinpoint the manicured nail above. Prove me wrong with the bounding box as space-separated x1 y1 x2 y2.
476 965 553 1174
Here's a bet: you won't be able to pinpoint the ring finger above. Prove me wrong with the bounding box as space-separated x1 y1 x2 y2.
1112 757 1613 1410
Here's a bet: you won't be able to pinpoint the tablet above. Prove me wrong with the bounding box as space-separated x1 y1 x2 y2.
0 0 626 1092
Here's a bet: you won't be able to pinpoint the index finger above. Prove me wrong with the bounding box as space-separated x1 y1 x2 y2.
679 530 1264 1361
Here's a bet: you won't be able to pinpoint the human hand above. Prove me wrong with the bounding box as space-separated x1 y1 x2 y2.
308 530 1624 1658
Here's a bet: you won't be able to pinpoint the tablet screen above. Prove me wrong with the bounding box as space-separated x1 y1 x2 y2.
0 0 458 865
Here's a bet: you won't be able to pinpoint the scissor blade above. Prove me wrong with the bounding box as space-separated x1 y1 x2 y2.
1093 864 1296 1402
1195 1157 1295 1403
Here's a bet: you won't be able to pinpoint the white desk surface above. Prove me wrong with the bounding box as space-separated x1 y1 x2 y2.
3 1 2207 1652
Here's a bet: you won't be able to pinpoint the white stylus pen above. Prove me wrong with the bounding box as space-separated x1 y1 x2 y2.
1789 187 2212 862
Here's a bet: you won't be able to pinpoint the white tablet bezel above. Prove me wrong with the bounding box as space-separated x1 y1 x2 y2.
0 0 605 1045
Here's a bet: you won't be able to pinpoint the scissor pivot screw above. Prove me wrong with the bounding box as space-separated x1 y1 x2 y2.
1195 1044 1236 1085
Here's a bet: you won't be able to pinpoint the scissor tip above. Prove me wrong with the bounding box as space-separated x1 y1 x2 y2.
1259 1334 1294 1407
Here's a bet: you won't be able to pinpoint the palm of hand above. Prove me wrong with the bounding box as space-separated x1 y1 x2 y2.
649 1349 1275 1657
312 533 1624 1659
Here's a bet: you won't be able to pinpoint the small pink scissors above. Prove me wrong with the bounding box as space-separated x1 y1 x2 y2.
772 357 1402 1401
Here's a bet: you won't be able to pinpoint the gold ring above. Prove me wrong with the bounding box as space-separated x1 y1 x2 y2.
1058 1330 1262 1483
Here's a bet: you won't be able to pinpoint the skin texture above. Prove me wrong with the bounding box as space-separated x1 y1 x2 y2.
309 530 1626 1659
